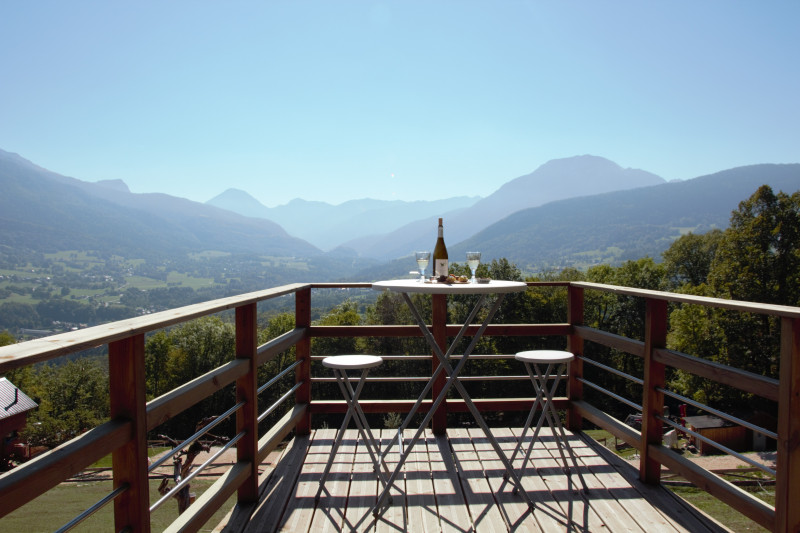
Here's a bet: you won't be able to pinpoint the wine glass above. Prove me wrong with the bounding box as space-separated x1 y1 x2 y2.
466 251 481 283
415 251 430 282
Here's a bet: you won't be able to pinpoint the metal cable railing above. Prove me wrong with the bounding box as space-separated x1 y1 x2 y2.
150 432 245 513
55 483 129 533
657 415 776 477
148 401 244 473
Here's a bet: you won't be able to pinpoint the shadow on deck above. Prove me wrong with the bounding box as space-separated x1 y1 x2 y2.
217 427 730 533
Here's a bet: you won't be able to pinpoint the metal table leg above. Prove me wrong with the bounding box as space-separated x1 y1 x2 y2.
374 292 536 514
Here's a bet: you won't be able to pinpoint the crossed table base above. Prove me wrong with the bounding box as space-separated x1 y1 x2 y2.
370 279 535 514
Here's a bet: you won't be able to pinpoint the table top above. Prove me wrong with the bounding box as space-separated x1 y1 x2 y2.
372 279 527 295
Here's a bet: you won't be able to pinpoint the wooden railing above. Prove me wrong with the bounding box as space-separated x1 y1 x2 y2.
0 281 797 532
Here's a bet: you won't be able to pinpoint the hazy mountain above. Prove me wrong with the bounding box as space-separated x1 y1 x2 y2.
345 155 666 260
0 149 320 257
450 163 800 271
207 189 480 250
4 147 798 281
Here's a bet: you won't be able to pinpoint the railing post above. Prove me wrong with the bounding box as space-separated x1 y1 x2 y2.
109 334 150 533
295 287 312 435
640 297 668 484
776 316 800 532
566 284 584 432
236 303 259 502
432 293 448 435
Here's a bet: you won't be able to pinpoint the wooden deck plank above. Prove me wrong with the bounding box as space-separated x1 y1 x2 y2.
567 432 663 532
374 428 409 533
585 434 731 533
476 427 554 533
276 428 335 532
405 429 442 532
310 428 357 533
568 432 685 533
539 429 646 533
495 427 575 532
343 434 379 533
449 428 508 532
219 427 733 533
430 431 474 532
519 426 623 532
241 434 309 533
218 442 291 532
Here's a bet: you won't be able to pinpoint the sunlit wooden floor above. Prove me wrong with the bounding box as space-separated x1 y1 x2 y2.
218 426 730 533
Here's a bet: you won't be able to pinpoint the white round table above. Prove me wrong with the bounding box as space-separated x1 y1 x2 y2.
372 278 526 295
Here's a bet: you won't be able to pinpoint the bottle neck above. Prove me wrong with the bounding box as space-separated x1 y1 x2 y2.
437 226 443 238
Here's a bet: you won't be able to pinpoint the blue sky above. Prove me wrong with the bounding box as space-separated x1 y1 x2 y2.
1 2 798 207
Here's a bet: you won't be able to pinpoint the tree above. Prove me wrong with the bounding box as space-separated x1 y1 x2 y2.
145 331 173 399
668 185 800 410
709 185 800 306
0 330 14 347
311 300 362 356
0 302 39 330
256 312 298 427
662 230 724 289
143 317 237 437
23 358 109 447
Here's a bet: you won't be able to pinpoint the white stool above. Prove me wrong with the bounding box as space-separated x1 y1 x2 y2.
509 350 588 491
315 354 390 501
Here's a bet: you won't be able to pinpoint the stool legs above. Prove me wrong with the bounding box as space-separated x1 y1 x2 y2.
510 362 588 492
315 366 390 502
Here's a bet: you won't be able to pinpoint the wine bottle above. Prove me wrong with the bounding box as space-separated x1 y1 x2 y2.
432 217 448 278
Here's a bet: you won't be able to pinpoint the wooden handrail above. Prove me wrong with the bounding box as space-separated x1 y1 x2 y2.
0 283 309 373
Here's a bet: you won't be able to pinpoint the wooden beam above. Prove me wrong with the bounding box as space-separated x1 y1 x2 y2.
235 303 259 502
307 323 569 338
776 317 800 532
571 400 642 451
146 359 248 432
0 283 310 373
0 419 130 519
110 334 150 533
640 298 667 484
567 284 584 431
574 325 646 358
432 293 448 435
649 443 775 530
257 404 308 464
309 397 569 414
163 462 250 533
295 288 312 435
654 347 779 402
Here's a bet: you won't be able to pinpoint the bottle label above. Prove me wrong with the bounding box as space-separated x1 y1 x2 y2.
435 259 448 277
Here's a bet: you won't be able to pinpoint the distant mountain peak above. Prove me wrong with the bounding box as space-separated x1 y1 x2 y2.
95 179 130 193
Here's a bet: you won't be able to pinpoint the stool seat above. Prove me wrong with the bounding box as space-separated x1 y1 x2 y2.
516 350 574 365
322 354 383 370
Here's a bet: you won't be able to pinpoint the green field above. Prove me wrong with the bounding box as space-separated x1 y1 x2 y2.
0 478 235 532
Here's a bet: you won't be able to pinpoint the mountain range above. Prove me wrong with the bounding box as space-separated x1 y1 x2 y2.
1 147 799 279
335 155 665 260
207 190 478 251
0 149 317 258
453 163 800 271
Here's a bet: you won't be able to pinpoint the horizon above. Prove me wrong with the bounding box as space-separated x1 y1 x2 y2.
1 2 798 207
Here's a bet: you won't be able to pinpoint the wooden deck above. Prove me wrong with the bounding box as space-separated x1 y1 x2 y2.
218 427 730 533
